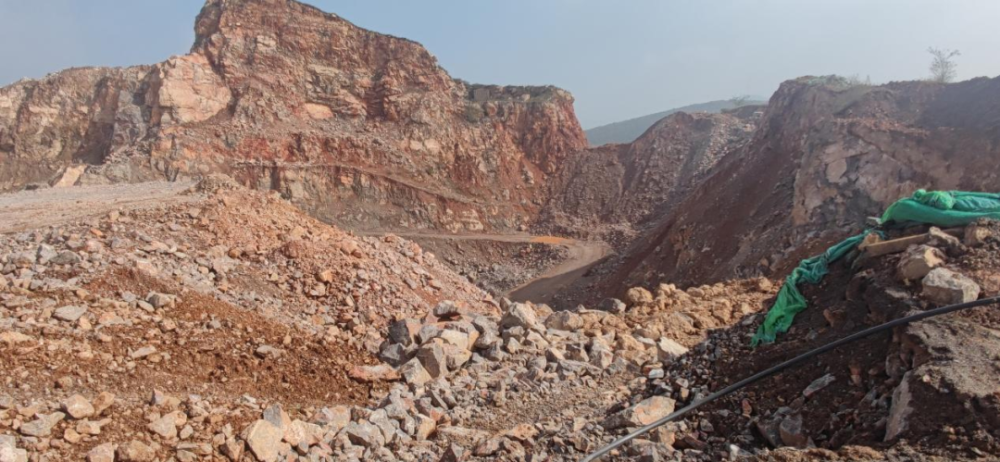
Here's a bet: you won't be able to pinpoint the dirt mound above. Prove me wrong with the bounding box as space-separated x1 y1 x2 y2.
5 179 998 461
0 181 497 460
590 221 1000 461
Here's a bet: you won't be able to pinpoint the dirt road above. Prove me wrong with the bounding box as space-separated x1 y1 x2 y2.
372 231 611 303
0 181 199 234
506 237 611 304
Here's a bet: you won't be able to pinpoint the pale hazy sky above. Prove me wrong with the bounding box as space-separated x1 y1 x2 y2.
2 0 999 128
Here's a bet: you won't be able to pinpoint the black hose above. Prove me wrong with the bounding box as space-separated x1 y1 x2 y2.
581 295 1000 462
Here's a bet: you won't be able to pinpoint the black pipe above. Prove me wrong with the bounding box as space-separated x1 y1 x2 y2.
582 295 1000 462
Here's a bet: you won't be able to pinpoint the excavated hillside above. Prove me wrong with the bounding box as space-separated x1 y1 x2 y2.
4 180 1000 462
6 2 1000 461
541 109 758 238
551 76 1000 307
0 0 586 233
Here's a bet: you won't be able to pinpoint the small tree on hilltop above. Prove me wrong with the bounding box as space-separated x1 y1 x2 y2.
928 47 961 83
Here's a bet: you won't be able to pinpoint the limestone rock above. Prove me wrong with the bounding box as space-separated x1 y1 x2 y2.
62 395 95 419
0 435 27 462
20 412 65 437
116 440 157 462
0 332 33 345
964 222 994 247
243 419 283 462
388 319 421 346
416 341 448 378
400 358 433 387
802 373 836 398
343 422 385 448
92 392 116 415
545 311 583 331
656 338 689 363
349 364 401 383
152 54 232 126
625 287 654 306
922 268 981 305
778 413 807 448
897 245 945 281
148 411 186 439
53 305 88 322
87 443 116 462
604 396 676 430
500 303 542 332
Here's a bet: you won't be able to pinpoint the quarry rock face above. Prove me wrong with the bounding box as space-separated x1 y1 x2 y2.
0 0 587 232
542 111 754 231
598 76 1000 296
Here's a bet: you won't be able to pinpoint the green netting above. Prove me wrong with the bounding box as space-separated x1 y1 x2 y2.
881 190 1000 227
751 190 1000 346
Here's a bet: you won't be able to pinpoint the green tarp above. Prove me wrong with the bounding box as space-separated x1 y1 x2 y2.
752 190 1000 346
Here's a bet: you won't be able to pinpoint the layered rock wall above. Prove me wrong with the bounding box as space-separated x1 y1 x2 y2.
609 76 1000 292
0 0 587 232
541 111 754 234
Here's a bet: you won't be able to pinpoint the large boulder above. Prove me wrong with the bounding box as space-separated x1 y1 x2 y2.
500 303 542 332
964 221 995 247
656 338 689 363
625 287 654 306
897 245 945 281
242 420 283 462
545 311 583 331
922 268 980 305
603 396 676 429
416 341 448 378
0 435 27 462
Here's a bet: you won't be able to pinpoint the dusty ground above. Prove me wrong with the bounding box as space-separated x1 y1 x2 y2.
3 180 999 462
356 232 611 304
0 182 198 234
404 236 568 296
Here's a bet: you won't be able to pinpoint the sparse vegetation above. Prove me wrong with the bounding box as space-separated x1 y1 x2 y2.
729 95 751 108
928 47 961 83
844 74 873 87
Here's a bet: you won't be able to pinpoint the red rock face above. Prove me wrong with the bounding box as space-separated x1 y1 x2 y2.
0 0 587 232
609 76 1000 292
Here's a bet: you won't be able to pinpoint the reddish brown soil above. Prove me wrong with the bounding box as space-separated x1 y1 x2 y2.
84 268 384 407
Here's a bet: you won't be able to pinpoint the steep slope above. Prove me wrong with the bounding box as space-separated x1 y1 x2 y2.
585 99 765 146
610 75 1000 292
542 110 757 237
0 0 587 233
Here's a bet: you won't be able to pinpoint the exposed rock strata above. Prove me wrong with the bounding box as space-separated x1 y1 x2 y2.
0 0 587 232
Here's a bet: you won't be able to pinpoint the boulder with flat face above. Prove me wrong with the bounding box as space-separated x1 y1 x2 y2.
897 245 945 281
242 420 283 462
501 303 542 332
0 435 27 462
603 396 676 430
922 268 980 305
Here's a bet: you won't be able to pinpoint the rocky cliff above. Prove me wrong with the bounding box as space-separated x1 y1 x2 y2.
541 110 755 236
0 0 587 232
606 75 1000 292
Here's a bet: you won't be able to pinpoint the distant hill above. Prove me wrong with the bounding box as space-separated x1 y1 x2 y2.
586 99 766 146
